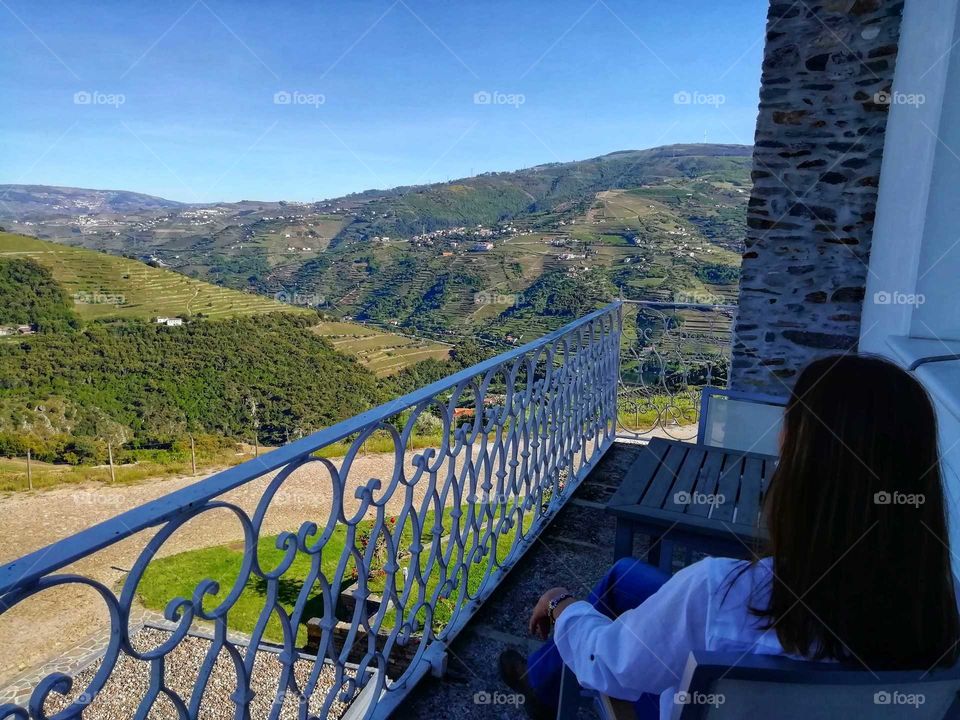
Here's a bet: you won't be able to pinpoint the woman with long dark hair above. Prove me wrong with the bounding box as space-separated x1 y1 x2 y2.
500 354 960 719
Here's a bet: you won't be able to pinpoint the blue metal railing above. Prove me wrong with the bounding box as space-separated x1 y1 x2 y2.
617 300 735 441
0 302 623 720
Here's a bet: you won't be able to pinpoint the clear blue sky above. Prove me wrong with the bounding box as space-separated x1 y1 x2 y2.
1 0 767 203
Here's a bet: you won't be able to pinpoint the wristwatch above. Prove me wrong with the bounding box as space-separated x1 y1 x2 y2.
547 593 575 624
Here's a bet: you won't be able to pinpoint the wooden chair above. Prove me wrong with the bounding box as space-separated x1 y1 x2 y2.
559 651 960 719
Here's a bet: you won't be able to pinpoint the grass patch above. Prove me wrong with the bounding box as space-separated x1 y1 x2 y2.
617 393 699 431
311 321 451 376
0 446 252 493
137 504 534 647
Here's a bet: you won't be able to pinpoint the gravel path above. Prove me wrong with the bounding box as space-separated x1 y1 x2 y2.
41 627 358 720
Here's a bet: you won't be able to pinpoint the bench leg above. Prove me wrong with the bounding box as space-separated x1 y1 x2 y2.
646 532 662 567
647 534 674 574
613 520 633 561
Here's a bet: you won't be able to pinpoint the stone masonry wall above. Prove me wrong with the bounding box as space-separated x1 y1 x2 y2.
730 0 904 394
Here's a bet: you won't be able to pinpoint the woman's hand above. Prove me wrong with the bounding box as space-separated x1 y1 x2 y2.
529 586 575 640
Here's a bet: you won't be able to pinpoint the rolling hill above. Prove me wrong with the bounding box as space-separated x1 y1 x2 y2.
0 232 304 321
0 144 752 479
0 232 449 373
0 143 751 346
0 184 183 219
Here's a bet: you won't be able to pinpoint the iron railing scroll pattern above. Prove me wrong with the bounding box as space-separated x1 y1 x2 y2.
617 300 736 441
0 302 623 720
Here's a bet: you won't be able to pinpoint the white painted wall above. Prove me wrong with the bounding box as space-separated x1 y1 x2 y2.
910 1 960 341
860 0 959 353
864 0 960 575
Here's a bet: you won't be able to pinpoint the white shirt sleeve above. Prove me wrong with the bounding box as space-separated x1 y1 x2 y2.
552 560 711 700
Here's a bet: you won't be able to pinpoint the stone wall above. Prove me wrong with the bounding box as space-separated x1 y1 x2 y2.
730 0 904 394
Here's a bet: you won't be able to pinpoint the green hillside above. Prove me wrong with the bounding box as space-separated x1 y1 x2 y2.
0 143 749 357
0 258 80 332
333 144 751 244
311 320 451 376
0 314 384 463
280 167 747 345
0 232 308 321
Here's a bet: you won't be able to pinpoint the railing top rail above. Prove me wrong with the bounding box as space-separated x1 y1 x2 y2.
0 301 622 597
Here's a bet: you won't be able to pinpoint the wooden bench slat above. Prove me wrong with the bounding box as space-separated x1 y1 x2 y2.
640 440 690 509
735 456 764 527
607 438 670 508
709 453 746 523
686 449 726 518
662 445 708 513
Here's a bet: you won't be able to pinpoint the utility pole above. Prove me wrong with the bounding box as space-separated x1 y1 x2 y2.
108 442 116 483
26 448 32 491
190 434 197 476
247 397 260 458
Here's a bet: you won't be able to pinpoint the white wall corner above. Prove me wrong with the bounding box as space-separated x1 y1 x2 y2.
861 0 960 355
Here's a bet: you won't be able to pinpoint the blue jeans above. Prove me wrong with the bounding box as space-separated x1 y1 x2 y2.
525 558 670 720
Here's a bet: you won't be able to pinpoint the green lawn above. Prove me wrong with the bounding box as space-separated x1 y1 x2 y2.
137 503 534 647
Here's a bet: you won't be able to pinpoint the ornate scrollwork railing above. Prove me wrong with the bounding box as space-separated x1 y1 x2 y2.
617 300 736 441
0 302 622 720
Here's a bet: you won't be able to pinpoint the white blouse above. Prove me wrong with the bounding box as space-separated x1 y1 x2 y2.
553 557 791 719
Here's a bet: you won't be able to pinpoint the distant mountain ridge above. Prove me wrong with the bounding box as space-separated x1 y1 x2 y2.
0 184 184 220
0 143 752 346
0 143 751 219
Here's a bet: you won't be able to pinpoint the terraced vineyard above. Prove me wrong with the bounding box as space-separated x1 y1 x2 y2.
0 233 308 321
1 144 750 348
311 321 451 376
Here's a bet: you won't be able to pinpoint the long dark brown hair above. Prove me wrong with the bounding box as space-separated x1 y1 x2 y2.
752 354 959 669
